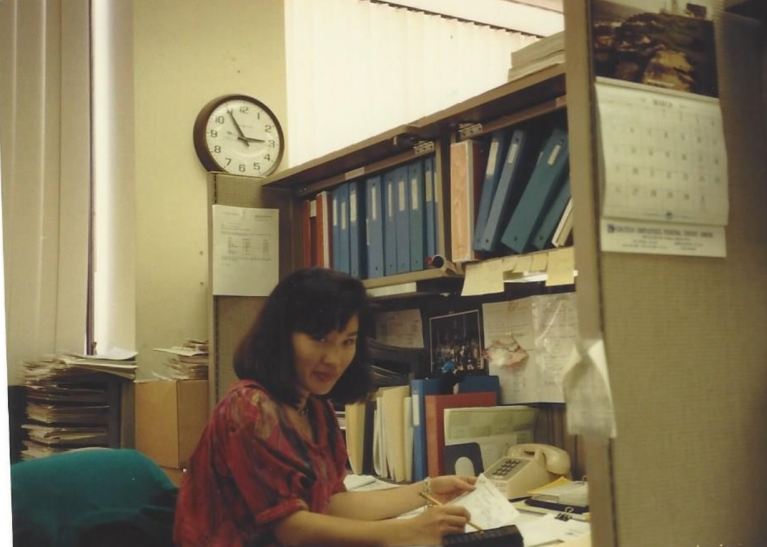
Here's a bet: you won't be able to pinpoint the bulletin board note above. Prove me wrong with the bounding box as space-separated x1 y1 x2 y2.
212 205 279 296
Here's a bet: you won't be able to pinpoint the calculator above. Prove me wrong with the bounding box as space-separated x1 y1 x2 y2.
443 524 524 547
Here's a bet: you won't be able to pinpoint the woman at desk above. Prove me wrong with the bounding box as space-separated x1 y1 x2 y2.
174 267 476 547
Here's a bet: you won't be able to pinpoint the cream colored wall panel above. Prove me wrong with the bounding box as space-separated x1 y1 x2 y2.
132 0 287 379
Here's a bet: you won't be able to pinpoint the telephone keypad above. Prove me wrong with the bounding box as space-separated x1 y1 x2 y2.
489 458 522 479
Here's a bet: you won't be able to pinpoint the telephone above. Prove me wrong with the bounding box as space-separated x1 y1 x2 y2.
483 443 571 500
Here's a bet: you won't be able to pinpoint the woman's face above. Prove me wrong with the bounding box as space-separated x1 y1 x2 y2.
291 314 359 399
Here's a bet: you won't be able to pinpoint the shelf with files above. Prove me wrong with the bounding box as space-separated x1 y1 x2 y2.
260 65 569 295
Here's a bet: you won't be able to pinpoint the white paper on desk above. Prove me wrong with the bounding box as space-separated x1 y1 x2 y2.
516 513 590 546
595 78 729 227
375 309 425 348
448 474 520 532
212 205 279 296
483 293 578 404
562 338 617 438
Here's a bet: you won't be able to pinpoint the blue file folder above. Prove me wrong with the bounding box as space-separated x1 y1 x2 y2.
394 165 411 274
477 128 531 252
530 175 571 251
336 183 351 274
383 170 399 276
423 156 438 261
365 175 385 279
408 160 426 271
348 180 366 279
472 129 509 251
500 128 570 254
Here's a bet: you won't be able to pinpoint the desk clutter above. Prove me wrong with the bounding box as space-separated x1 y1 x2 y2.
344 473 591 546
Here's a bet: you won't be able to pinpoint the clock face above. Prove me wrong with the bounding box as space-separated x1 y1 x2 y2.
193 95 285 177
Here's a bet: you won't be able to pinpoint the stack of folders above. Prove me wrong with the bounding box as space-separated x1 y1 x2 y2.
345 374 502 484
301 154 439 280
508 31 565 82
468 123 572 256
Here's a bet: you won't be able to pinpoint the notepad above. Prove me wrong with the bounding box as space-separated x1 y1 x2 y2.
527 478 589 510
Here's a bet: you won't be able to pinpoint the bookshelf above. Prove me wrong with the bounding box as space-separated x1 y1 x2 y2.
208 2 767 545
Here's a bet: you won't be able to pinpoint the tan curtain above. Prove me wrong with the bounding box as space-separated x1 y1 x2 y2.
284 0 545 166
0 0 91 384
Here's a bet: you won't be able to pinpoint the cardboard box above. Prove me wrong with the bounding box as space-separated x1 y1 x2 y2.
135 379 209 468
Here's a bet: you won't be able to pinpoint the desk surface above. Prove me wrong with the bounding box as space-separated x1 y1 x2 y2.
344 475 591 546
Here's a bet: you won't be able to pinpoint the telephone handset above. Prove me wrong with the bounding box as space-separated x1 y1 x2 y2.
483 443 571 500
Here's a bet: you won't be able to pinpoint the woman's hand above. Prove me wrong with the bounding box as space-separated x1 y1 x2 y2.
428 475 477 504
406 504 472 546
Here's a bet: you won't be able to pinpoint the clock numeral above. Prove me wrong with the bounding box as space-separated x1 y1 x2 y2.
268 140 275 148
215 114 225 125
264 154 272 162
213 145 222 154
253 163 261 172
265 124 273 132
209 129 218 138
239 105 249 114
239 164 246 173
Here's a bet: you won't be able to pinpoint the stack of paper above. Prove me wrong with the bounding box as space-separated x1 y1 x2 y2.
20 349 137 460
153 339 209 380
508 31 565 82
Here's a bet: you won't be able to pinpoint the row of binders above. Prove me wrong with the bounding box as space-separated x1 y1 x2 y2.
301 155 439 279
451 123 573 263
344 375 538 484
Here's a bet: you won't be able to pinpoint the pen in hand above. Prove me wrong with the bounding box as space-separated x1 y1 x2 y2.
418 492 484 532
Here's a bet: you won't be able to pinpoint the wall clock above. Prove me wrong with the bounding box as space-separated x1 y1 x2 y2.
193 94 285 177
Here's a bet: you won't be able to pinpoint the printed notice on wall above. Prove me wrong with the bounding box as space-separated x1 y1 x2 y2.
212 205 279 296
600 217 726 257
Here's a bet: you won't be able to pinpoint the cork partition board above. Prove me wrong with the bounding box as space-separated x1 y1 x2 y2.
208 173 299 403
580 4 767 547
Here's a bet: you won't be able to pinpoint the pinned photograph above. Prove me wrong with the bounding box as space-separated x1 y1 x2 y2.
591 0 718 97
428 310 484 375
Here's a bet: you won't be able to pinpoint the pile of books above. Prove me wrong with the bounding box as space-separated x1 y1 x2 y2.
508 31 565 82
153 339 209 380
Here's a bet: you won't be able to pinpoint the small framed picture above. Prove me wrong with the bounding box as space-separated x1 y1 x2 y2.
428 309 484 375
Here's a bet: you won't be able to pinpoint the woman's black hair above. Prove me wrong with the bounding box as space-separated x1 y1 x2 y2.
233 267 373 406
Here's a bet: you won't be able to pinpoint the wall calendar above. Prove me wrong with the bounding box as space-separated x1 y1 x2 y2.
596 77 729 228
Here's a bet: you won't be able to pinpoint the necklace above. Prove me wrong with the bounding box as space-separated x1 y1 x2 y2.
295 403 309 416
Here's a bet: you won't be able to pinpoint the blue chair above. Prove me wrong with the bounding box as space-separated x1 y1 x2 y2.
11 448 178 547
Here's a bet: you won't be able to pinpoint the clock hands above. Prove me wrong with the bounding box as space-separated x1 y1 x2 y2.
227 109 250 147
227 109 268 145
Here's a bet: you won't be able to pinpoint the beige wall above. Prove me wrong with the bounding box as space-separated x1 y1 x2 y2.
132 0 287 378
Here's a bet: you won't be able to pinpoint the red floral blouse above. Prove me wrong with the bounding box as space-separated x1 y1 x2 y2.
173 379 349 547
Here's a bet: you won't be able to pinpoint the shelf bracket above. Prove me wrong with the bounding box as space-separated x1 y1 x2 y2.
458 123 483 140
413 140 435 155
